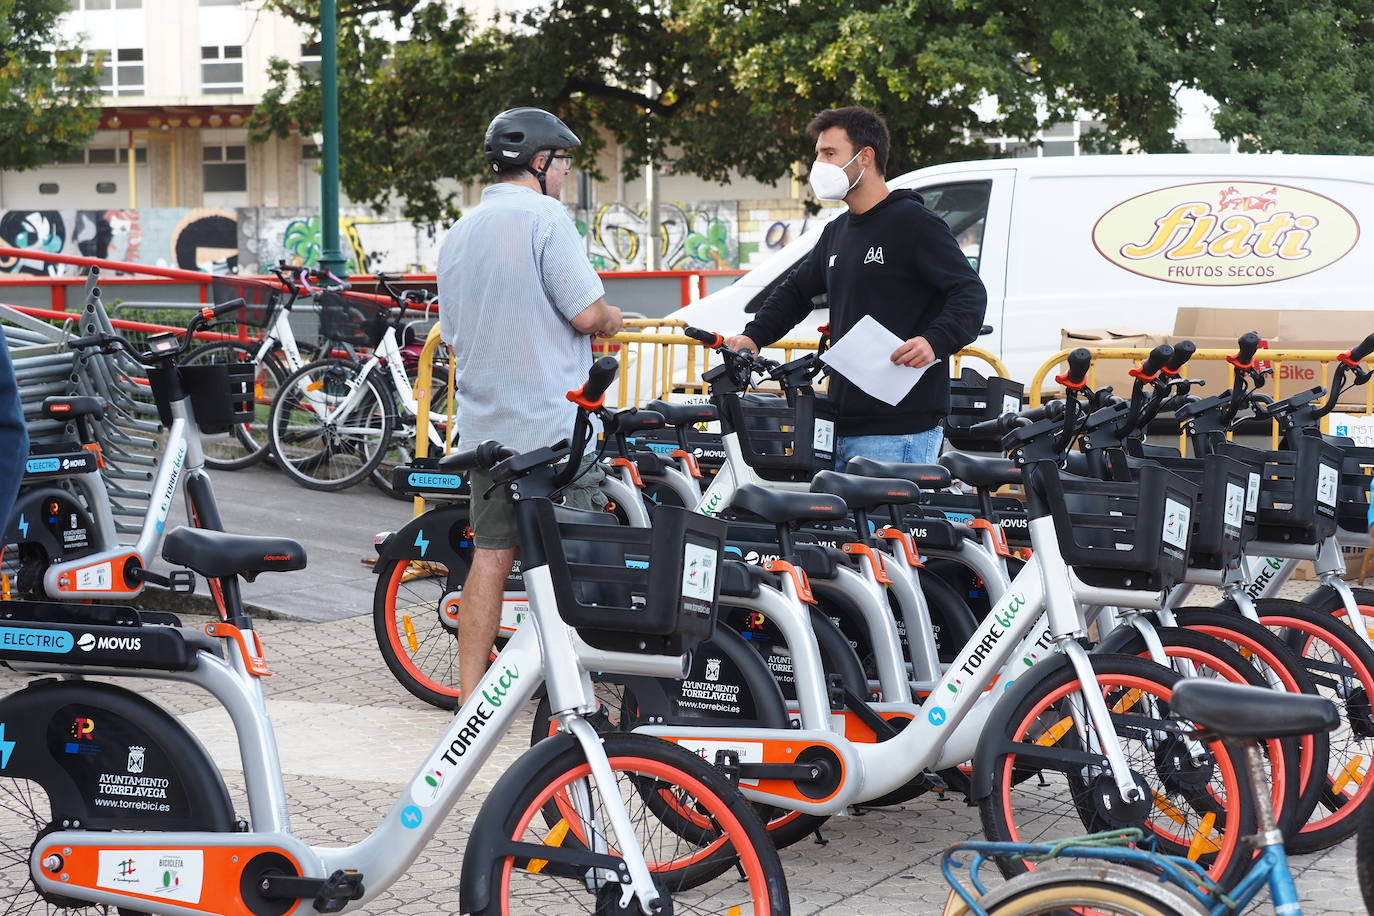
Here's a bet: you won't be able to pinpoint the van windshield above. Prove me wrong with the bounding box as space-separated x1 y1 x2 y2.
743 179 993 314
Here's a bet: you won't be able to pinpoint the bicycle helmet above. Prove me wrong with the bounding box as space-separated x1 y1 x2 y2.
483 107 580 194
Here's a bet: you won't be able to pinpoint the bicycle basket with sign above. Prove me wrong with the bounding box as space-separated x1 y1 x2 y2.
945 368 1024 451
716 391 837 481
317 290 387 349
1220 436 1342 545
528 500 726 656
146 363 255 435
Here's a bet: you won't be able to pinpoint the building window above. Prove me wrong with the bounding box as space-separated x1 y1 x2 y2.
199 0 240 4
39 183 59 195
88 147 117 165
88 48 143 96
299 40 321 79
70 0 111 8
204 144 247 192
96 182 117 194
117 147 148 164
201 45 244 94
301 143 320 160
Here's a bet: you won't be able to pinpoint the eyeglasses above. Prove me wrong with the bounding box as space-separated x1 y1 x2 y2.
549 153 574 171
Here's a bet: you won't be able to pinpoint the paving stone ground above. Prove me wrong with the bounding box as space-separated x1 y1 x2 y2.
3 604 1359 915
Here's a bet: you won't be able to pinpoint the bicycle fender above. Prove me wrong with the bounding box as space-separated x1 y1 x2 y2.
459 730 580 915
1092 625 1143 656
0 678 236 831
375 504 472 567
968 652 1077 802
6 485 99 562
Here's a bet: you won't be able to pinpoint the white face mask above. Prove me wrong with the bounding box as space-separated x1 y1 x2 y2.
808 150 865 201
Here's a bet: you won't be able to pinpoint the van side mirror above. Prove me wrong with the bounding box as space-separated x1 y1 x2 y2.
979 324 994 336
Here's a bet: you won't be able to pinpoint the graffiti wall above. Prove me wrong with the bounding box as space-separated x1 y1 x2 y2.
0 199 808 275
0 208 240 275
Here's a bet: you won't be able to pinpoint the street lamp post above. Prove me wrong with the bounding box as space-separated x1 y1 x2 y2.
318 0 347 277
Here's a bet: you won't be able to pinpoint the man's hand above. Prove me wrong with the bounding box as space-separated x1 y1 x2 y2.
891 335 936 368
571 299 623 337
596 305 624 338
726 334 759 353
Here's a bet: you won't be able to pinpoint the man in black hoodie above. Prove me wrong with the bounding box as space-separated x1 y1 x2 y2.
727 107 986 468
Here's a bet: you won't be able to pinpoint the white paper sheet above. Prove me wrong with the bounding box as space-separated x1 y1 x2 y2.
819 314 936 406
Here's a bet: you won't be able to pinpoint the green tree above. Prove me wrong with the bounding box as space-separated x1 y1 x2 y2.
0 0 101 171
252 0 1374 223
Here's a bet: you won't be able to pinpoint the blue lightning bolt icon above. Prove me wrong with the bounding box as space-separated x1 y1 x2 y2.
0 725 15 769
16 515 27 539
414 530 429 557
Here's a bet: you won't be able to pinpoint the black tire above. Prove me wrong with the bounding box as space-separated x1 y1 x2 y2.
373 553 471 709
978 653 1256 889
270 358 394 491
182 339 286 471
919 568 982 664
1170 606 1330 839
945 863 1206 916
469 732 788 914
1357 800 1374 915
1250 598 1374 852
1095 624 1306 836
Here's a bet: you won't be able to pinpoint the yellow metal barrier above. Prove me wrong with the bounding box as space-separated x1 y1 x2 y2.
411 321 1009 515
1029 346 1374 451
410 323 458 516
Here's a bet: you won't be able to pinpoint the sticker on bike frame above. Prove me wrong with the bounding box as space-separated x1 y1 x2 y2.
679 739 765 786
407 472 463 490
75 562 113 591
96 849 204 904
1162 498 1191 553
1316 463 1339 508
0 627 73 653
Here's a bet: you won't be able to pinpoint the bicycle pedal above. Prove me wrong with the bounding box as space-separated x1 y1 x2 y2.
169 570 196 593
712 748 742 786
313 869 365 913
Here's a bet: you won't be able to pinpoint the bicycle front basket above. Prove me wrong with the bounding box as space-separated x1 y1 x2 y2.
945 368 1025 451
146 362 254 435
716 390 836 481
528 499 726 657
317 290 386 349
211 275 279 328
1237 435 1343 545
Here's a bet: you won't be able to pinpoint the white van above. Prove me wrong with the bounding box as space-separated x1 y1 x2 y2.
671 154 1374 382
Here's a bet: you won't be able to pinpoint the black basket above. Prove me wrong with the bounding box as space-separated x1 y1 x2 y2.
1335 445 1374 535
945 368 1025 451
716 390 837 481
318 290 387 349
1228 436 1343 545
211 276 279 328
1026 460 1197 591
146 362 254 435
530 500 726 656
1127 452 1259 570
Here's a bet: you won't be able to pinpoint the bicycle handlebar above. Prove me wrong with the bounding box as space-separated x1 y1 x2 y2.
438 440 516 473
1234 332 1261 367
566 356 619 409
1054 348 1092 389
684 326 725 348
1136 343 1174 380
1164 339 1196 374
1347 332 1374 364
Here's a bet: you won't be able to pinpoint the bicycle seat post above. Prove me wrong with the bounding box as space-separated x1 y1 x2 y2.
1242 741 1283 847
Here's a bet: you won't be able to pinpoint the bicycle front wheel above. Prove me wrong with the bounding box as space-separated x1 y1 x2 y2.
270 359 393 491
183 340 285 471
373 553 471 709
470 732 787 915
945 862 1205 916
978 653 1255 888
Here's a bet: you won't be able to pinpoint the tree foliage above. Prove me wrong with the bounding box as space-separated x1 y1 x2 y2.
251 0 1374 222
0 0 101 171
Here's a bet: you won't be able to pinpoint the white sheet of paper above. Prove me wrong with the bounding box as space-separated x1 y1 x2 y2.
819 314 936 406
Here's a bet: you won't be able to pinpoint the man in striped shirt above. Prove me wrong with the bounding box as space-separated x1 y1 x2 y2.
437 107 622 700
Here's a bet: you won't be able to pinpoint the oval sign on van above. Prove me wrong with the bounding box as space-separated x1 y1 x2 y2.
1092 181 1360 286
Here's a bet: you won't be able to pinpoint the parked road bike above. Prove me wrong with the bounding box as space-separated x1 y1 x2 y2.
2 285 252 608
941 678 1340 916
268 274 449 493
0 358 788 916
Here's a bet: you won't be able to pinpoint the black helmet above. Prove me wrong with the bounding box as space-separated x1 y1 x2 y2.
483 107 580 171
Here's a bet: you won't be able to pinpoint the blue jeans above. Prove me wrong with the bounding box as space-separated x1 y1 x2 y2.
835 428 944 472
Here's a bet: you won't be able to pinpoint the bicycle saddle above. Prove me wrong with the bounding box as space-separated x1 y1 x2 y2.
162 527 307 581
647 400 719 426
730 484 848 525
939 453 1021 489
844 456 952 490
1170 679 1338 741
810 471 921 511
42 395 106 421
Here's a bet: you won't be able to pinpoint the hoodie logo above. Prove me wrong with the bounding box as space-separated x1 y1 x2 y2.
864 246 884 265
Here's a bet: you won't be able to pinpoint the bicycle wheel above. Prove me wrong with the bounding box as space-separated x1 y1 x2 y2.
470 732 787 915
978 653 1255 888
1253 598 1374 852
1357 801 1374 915
1303 584 1374 641
1099 625 1305 836
944 862 1205 916
183 340 286 471
270 358 393 491
373 552 472 709
1171 606 1329 834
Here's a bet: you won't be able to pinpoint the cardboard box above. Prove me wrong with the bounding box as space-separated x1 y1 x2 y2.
1059 327 1170 396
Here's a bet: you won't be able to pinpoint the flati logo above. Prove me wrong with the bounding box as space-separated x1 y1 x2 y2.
127 745 146 774
863 246 885 265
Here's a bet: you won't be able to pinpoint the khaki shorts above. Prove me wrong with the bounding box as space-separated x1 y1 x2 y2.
467 454 608 550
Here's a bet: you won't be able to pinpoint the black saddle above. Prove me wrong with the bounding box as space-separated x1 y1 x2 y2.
162 527 307 581
647 400 719 427
811 471 921 511
940 453 1021 489
43 396 106 421
731 484 848 525
1171 679 1338 741
606 409 665 437
845 456 952 490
